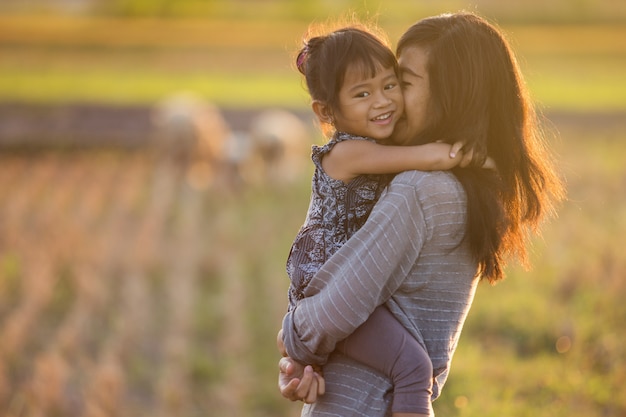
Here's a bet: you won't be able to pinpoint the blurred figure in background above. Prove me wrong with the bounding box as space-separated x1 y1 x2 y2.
151 92 310 189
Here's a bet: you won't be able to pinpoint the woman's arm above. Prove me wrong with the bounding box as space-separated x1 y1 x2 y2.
282 175 430 365
322 140 462 183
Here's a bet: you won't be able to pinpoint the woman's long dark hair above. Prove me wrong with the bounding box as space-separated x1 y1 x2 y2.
397 12 564 283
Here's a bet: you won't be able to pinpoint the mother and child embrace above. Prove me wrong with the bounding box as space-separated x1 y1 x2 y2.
277 11 564 417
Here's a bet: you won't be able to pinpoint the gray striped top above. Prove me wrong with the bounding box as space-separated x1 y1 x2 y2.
282 170 480 416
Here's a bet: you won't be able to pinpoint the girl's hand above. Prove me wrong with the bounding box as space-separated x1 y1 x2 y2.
449 141 467 165
481 156 497 170
418 141 465 170
450 141 496 170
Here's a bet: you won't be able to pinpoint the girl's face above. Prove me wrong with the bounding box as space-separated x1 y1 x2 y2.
333 64 404 142
391 46 432 146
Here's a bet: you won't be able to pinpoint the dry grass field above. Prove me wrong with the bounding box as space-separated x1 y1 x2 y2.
0 114 624 417
0 149 312 417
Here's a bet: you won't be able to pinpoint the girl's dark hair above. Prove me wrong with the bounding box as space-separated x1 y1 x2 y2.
397 12 564 283
296 25 397 119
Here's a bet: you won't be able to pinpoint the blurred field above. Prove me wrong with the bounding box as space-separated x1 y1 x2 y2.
0 2 626 417
0 15 625 109
0 149 308 417
0 117 624 417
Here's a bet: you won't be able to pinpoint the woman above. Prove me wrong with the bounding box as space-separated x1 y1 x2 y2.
279 12 564 416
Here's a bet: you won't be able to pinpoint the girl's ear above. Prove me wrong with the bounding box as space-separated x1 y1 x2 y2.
312 100 333 125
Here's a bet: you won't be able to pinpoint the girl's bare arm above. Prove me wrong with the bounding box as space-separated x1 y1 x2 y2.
322 140 462 183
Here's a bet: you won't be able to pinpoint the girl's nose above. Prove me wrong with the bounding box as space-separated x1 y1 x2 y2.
374 90 392 107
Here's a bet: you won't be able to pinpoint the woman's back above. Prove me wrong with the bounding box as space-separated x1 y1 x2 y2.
385 170 478 398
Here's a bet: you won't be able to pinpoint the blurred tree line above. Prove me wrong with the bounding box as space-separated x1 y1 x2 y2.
1 0 626 23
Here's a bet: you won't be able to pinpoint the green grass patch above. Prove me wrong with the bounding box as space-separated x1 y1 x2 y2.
0 17 625 109
1 65 624 110
528 71 626 111
523 54 626 110
0 68 310 107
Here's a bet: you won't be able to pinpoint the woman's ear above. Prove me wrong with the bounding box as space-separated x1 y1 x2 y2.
312 100 333 125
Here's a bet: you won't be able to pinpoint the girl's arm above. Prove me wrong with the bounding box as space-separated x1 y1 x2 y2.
322 140 461 183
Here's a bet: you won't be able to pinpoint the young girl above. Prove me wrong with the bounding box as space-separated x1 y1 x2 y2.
285 25 464 417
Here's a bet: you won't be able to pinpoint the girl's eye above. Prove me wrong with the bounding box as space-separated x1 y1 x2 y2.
355 91 370 98
384 83 397 90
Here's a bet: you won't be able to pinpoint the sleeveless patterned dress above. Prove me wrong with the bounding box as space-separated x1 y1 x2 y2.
286 132 393 310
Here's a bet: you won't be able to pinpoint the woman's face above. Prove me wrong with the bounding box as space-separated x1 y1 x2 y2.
391 46 432 146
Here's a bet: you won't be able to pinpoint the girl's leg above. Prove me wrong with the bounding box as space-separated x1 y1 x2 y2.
336 305 433 416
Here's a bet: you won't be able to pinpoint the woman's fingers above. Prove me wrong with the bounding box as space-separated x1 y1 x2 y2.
295 365 316 402
278 356 295 376
315 371 326 396
279 357 302 400
280 377 302 401
277 328 286 356
278 357 324 403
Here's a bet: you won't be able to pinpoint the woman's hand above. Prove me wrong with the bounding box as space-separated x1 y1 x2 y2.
278 358 325 403
277 329 326 403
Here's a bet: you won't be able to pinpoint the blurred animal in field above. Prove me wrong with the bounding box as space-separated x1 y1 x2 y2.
151 93 311 190
151 92 230 168
238 108 311 185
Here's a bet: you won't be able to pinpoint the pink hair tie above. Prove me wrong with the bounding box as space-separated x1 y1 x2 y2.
296 45 309 74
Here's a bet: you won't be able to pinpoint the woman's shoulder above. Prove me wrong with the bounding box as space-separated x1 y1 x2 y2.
392 170 460 187
390 170 466 203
